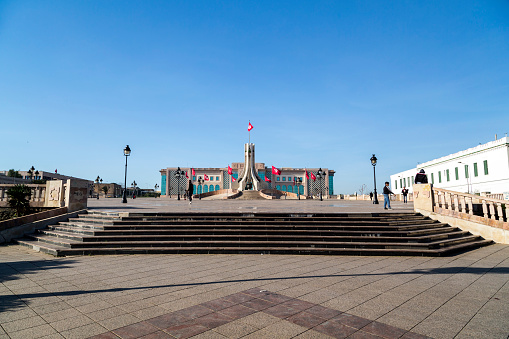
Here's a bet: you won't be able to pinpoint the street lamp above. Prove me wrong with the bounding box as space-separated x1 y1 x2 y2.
122 145 131 203
370 154 379 204
174 167 185 200
95 176 101 199
197 176 204 200
316 168 326 201
28 166 35 181
458 161 471 194
294 177 302 200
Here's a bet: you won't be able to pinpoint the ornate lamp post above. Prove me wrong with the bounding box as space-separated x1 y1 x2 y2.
122 145 131 203
295 177 302 200
370 154 379 204
28 166 35 181
316 168 326 201
95 176 101 199
34 170 39 181
174 167 185 200
197 176 204 200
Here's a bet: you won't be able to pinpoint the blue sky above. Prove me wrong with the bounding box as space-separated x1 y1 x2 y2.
1 1 508 193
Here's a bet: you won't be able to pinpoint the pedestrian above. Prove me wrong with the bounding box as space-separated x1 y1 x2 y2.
401 187 409 203
415 169 428 184
369 192 373 201
187 180 194 205
383 182 394 210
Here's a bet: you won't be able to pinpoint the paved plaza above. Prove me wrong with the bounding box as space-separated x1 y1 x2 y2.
86 197 415 214
1 199 509 338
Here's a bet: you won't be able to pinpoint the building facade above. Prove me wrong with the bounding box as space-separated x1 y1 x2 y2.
160 164 335 197
390 136 509 195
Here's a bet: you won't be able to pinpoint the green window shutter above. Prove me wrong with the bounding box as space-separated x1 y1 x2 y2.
464 165 469 178
446 169 450 182
431 173 434 184
438 172 442 183
473 163 478 177
395 181 398 189
455 167 459 180
483 160 488 175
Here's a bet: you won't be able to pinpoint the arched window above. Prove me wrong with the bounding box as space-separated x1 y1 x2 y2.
299 185 304 194
197 185 202 194
203 185 208 193
215 185 220 191
193 185 197 194
282 185 286 192
288 185 293 193
209 185 214 192
276 185 281 190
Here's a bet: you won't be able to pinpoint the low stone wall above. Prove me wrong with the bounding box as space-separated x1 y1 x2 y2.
0 208 87 244
195 189 239 200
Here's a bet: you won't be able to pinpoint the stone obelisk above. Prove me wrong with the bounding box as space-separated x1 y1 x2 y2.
236 143 264 191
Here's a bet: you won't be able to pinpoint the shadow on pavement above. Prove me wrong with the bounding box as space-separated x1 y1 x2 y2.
2 264 507 313
0 258 78 313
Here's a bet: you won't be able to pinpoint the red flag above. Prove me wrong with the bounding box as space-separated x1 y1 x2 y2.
204 174 209 181
248 122 253 131
55 169 57 174
305 170 309 180
272 166 281 175
192 168 195 176
185 171 189 179
265 176 271 183
232 177 237 182
228 165 232 175
310 172 316 181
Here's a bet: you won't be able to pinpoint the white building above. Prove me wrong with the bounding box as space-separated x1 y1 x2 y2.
390 136 509 195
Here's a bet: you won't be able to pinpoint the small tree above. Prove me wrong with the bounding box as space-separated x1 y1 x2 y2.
102 186 109 197
6 185 32 217
359 184 367 196
7 169 22 178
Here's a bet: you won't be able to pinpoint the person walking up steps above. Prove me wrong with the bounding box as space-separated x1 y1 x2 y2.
383 182 394 210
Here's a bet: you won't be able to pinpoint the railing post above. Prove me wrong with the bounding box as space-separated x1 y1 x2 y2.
489 201 497 220
460 195 467 213
482 200 488 218
496 203 504 222
467 196 474 215
433 190 439 210
453 194 459 212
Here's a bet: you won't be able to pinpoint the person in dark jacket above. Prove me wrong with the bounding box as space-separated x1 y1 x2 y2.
383 181 394 210
187 180 194 205
415 169 428 184
401 187 409 203
369 192 373 201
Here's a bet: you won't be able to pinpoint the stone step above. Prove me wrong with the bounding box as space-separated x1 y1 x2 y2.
19 240 493 257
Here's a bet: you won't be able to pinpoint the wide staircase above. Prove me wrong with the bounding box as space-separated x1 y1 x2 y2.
15 212 493 257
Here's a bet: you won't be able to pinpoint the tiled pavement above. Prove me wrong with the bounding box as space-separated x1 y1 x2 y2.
1 242 509 338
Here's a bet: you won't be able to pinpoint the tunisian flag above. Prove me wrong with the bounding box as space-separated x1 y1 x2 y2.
192 168 195 176
248 122 254 131
228 165 232 175
185 171 189 179
310 172 317 181
272 166 281 175
265 176 272 183
232 177 237 182
204 174 209 181
305 170 309 180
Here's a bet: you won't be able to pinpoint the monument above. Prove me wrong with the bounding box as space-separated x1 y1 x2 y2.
233 143 267 191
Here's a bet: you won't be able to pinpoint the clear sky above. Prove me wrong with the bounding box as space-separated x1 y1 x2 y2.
1 1 508 194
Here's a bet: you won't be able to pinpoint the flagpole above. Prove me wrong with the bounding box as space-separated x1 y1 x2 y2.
248 120 250 145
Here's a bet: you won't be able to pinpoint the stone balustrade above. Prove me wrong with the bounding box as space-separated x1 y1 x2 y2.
0 184 47 207
414 184 509 243
433 187 508 223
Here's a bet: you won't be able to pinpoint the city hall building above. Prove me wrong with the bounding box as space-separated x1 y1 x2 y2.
160 164 335 197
